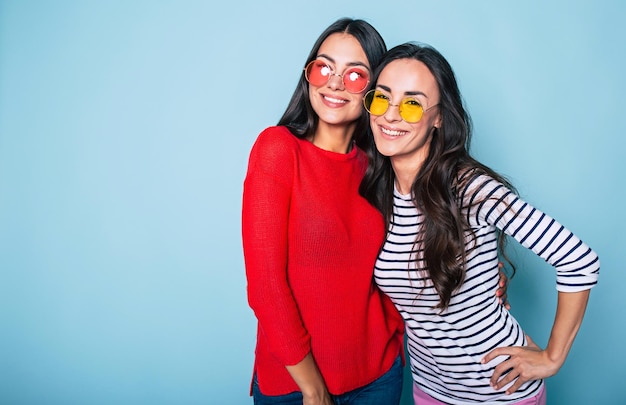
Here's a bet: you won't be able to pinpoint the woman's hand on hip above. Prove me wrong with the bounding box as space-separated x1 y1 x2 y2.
482 335 560 395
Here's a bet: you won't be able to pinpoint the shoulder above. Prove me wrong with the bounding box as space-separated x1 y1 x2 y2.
456 166 509 202
253 126 298 151
457 166 491 191
246 126 301 181
249 126 300 163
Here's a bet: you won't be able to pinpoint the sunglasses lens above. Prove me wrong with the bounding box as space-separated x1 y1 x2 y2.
306 60 369 93
305 60 332 86
400 99 424 123
365 91 429 123
343 67 369 93
364 90 389 115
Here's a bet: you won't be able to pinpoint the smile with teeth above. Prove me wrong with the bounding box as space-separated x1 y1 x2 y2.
380 126 407 137
323 95 347 104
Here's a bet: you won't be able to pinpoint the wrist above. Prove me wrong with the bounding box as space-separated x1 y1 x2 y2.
543 346 565 373
302 388 330 404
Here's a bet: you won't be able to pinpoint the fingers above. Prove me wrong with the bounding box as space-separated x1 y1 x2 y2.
489 360 506 387
485 343 548 396
488 356 526 395
500 291 511 310
493 364 532 395
497 265 511 310
486 348 514 384
498 290 511 310
482 346 511 366
493 365 517 390
504 377 526 395
498 266 507 285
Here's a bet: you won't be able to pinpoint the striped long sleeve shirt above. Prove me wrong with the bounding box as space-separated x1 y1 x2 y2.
374 172 599 404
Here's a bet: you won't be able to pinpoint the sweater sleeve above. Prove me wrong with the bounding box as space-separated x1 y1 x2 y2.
242 127 311 366
462 173 600 292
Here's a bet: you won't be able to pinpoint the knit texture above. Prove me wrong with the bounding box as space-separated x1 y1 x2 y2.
242 126 404 396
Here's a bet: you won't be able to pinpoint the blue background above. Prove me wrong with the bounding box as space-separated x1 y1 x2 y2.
1 1 623 404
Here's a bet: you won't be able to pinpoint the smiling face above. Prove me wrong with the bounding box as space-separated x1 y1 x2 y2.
370 58 441 173
308 33 370 129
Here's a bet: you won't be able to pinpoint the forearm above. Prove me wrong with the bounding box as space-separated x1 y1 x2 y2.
244 167 313 363
285 352 331 404
545 289 591 368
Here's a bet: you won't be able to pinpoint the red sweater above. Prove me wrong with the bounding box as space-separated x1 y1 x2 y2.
242 126 404 396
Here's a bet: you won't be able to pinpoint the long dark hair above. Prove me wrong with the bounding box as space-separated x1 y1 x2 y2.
277 18 386 150
360 43 516 309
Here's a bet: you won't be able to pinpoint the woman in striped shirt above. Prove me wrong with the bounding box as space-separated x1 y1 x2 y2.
360 42 599 404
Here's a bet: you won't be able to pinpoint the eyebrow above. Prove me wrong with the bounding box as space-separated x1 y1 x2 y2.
317 53 370 70
377 84 429 98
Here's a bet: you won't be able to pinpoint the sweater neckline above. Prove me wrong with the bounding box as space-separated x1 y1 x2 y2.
298 136 359 161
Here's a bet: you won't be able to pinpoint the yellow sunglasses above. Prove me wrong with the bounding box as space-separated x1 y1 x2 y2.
363 89 438 123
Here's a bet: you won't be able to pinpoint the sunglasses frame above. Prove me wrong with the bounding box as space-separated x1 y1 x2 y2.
304 59 370 94
363 89 439 123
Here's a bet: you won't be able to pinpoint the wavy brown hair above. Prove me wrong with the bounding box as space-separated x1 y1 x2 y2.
360 43 516 310
277 18 386 151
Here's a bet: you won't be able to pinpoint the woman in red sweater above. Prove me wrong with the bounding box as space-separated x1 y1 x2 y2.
242 18 405 405
242 18 509 405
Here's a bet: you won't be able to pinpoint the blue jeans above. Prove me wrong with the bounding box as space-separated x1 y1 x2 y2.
252 355 403 405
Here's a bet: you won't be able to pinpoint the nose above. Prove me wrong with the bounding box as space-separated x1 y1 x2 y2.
384 103 402 123
327 73 345 91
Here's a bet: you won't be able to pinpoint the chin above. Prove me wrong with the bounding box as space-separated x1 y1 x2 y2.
373 145 395 158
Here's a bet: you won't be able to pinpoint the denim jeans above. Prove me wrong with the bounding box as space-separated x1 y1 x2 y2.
252 355 403 405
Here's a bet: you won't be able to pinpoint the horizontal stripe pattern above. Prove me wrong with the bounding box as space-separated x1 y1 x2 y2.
375 173 599 404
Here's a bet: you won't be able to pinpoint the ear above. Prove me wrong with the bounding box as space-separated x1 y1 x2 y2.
434 112 442 129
